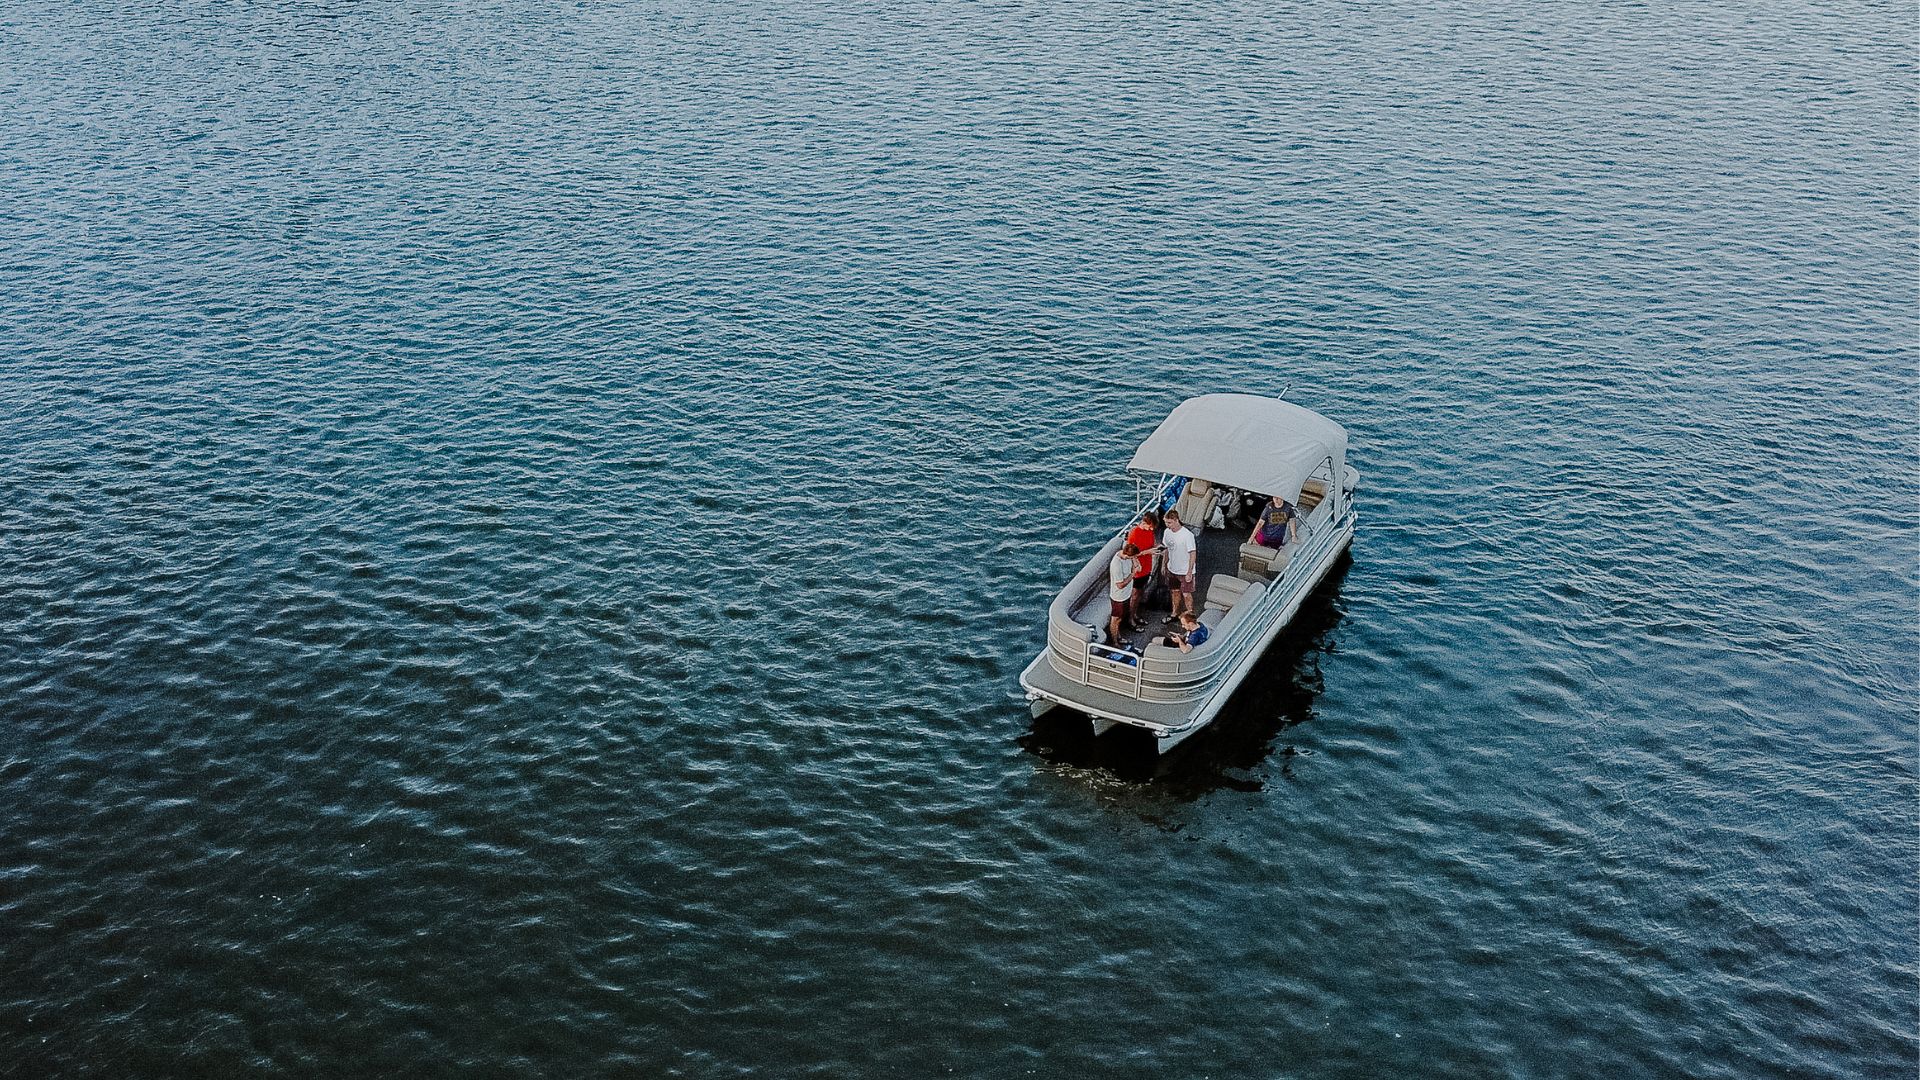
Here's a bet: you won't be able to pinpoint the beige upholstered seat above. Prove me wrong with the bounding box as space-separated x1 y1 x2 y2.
1203 573 1254 614
1239 541 1295 581
1202 573 1267 615
1170 479 1214 536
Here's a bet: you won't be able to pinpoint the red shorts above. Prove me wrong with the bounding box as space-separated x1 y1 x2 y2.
1110 598 1130 618
1174 572 1196 594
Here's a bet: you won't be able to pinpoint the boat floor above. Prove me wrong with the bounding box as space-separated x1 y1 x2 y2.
1080 525 1251 653
1020 651 1200 729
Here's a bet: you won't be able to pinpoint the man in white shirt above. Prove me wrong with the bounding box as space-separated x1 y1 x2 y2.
1107 542 1140 645
1160 510 1198 622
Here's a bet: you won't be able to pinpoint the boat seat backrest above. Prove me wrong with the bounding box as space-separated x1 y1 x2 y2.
1296 478 1328 513
1199 577 1265 622
1170 478 1214 535
1194 589 1262 651
1231 578 1266 610
1053 534 1127 629
1202 572 1252 613
1239 541 1294 580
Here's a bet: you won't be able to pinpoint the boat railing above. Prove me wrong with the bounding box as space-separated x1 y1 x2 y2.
1083 642 1146 697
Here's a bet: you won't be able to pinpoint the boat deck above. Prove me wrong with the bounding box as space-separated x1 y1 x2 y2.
1078 525 1250 652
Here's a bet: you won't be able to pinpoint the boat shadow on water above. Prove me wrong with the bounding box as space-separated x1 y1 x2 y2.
1017 556 1352 798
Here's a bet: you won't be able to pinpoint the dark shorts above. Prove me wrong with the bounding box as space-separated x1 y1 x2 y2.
1110 598 1130 619
1174 572 1196 594
1132 575 1151 594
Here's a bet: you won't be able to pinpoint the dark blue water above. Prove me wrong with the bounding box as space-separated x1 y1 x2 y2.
2 1 1914 1075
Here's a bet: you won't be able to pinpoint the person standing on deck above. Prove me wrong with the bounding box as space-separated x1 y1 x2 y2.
1160 509 1198 623
1108 542 1140 645
1126 510 1160 630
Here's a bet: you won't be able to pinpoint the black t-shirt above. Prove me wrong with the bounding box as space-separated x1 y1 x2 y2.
1257 501 1297 544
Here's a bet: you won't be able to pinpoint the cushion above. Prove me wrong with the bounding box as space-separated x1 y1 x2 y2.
1171 478 1215 535
1267 545 1294 575
1195 579 1263 638
1239 542 1275 578
1239 541 1296 580
1203 573 1252 612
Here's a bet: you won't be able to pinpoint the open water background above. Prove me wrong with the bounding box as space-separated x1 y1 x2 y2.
2 1 1915 1076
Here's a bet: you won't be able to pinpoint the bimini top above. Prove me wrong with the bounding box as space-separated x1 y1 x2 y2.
1127 393 1347 502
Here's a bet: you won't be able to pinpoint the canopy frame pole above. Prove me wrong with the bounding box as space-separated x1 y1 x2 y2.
1131 472 1174 518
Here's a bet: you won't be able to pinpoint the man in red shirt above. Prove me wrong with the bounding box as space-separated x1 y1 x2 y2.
1125 511 1161 631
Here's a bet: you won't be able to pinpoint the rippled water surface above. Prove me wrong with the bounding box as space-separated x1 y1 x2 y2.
2 1 1915 1076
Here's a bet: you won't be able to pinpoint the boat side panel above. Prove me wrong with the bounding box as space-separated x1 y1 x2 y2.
1164 519 1354 741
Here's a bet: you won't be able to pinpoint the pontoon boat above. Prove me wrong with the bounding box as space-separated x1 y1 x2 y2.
1019 394 1358 753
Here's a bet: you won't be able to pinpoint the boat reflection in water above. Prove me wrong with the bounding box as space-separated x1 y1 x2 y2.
1018 556 1351 794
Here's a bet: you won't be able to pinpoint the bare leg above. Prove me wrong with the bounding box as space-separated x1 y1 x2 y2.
1108 613 1123 644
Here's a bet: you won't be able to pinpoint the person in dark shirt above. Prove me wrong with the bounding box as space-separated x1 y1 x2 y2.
1253 494 1299 549
1155 610 1211 653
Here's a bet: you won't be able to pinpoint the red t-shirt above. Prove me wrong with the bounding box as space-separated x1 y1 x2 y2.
1127 525 1156 578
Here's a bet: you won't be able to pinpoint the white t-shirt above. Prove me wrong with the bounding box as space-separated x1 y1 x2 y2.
1108 553 1136 602
1163 525 1197 576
